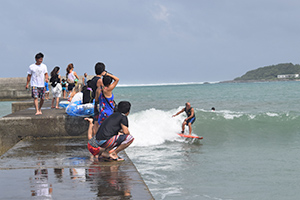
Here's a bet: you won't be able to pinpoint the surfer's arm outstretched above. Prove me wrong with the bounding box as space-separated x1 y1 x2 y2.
172 108 185 117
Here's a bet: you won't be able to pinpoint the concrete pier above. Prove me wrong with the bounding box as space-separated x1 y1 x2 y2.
0 100 89 154
0 137 153 199
0 76 93 101
0 100 154 199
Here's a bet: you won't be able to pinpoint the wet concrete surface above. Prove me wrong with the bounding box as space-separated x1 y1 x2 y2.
0 100 89 155
0 137 154 200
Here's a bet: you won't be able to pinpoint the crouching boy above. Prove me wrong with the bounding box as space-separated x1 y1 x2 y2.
86 101 134 161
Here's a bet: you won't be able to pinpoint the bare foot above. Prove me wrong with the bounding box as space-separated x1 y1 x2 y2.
109 152 124 161
35 111 42 115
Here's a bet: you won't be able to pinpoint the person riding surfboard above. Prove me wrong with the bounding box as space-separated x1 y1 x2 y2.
172 102 196 135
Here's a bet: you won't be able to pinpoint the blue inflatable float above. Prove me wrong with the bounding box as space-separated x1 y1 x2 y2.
66 101 94 117
59 100 69 108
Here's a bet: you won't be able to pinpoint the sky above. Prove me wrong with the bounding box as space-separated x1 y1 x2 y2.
1 0 300 84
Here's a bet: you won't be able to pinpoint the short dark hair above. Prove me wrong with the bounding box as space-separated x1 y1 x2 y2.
87 80 93 88
95 62 105 75
35 52 44 60
118 101 131 114
102 75 112 87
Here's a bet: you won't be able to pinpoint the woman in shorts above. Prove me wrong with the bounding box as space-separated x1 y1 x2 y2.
50 66 62 109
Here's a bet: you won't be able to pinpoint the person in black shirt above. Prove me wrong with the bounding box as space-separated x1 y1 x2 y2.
86 101 134 161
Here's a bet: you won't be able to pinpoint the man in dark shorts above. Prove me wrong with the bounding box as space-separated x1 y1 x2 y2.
172 102 196 135
26 53 49 115
85 101 134 161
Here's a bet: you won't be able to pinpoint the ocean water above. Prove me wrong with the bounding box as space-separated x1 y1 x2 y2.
2 81 300 199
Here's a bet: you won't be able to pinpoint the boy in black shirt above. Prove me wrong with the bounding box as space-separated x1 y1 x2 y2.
86 101 134 161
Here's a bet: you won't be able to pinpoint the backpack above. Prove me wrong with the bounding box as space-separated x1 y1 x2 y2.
82 86 94 104
89 76 100 99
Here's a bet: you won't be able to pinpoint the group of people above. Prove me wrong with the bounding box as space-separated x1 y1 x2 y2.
26 52 134 162
25 53 88 112
83 62 133 162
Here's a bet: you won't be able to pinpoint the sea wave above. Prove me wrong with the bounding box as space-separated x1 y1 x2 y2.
128 108 300 147
129 108 184 147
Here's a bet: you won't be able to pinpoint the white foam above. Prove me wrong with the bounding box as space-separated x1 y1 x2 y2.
128 108 185 147
118 81 219 87
266 112 279 117
218 110 243 119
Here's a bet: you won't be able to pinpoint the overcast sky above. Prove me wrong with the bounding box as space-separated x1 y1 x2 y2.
1 0 300 84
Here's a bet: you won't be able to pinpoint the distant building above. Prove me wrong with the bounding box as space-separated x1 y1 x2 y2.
277 74 299 79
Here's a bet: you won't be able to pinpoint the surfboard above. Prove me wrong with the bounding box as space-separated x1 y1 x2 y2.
177 133 203 140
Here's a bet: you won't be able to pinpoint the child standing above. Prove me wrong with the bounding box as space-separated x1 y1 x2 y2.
61 79 68 99
44 80 50 100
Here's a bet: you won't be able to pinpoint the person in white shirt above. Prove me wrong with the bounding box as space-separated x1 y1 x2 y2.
26 52 49 115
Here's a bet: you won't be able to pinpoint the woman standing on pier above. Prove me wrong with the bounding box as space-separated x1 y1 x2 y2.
50 66 62 109
66 63 79 96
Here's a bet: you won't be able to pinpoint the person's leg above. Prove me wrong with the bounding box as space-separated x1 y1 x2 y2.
51 98 55 108
85 118 94 140
107 135 134 161
181 121 186 133
34 98 40 115
39 98 44 114
113 139 134 155
55 97 59 108
38 87 45 114
93 122 99 138
188 123 192 135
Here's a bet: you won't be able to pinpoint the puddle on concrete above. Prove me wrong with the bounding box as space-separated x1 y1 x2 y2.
0 137 153 199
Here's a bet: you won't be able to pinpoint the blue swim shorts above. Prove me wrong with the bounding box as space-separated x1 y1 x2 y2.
186 117 196 125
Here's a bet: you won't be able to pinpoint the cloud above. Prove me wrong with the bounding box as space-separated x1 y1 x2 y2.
152 4 170 24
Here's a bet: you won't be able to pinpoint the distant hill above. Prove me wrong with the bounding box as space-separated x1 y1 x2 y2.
234 63 300 81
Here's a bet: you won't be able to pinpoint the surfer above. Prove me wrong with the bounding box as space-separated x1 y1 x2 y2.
85 101 134 161
172 102 196 135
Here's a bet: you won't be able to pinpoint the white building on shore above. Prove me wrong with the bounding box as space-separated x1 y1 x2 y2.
277 74 299 79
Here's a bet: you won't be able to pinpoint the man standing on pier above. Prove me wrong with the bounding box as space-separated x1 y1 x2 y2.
26 52 49 115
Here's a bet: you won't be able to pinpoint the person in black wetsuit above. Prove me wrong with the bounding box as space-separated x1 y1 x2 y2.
172 102 196 135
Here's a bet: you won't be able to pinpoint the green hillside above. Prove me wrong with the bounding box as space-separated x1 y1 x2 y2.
234 63 300 81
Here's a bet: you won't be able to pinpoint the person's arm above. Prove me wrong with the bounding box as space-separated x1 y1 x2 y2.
82 77 85 85
45 73 49 83
120 123 130 135
95 88 101 103
105 72 119 91
26 74 31 89
74 71 79 80
172 108 184 117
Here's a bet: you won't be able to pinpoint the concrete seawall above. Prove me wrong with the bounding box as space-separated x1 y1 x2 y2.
0 101 89 154
0 100 154 199
0 76 93 100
